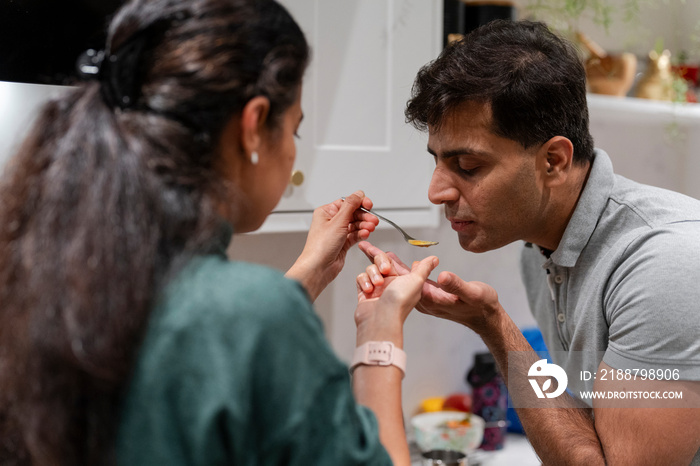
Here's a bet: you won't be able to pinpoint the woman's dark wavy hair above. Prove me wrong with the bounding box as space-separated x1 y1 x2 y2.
406 20 594 164
0 0 308 463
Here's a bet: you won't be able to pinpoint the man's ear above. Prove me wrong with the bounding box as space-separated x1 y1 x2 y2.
539 136 574 188
239 96 271 158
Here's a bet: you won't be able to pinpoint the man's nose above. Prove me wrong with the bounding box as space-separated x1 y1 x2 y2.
428 167 460 205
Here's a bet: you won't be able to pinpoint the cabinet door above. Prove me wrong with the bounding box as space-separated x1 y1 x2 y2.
275 0 440 216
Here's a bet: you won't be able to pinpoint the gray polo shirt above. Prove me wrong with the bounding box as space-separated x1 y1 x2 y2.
520 149 700 400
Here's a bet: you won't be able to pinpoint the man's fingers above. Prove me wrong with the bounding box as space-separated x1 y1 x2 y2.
437 271 469 299
437 272 493 304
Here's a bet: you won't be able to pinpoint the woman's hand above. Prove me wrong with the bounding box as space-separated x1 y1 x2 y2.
285 191 378 302
352 247 438 466
354 253 439 347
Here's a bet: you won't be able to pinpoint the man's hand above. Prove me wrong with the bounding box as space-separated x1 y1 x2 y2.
357 241 501 334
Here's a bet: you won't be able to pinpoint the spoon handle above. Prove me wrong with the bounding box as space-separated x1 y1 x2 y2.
341 197 438 246
357 206 409 240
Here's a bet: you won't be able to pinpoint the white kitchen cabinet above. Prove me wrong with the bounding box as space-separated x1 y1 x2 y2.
1 1 443 233
265 0 442 232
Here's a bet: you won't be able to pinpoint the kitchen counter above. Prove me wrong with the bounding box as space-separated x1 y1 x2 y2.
410 433 541 465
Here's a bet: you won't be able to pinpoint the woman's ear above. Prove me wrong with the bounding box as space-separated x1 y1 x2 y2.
539 136 574 188
239 96 271 159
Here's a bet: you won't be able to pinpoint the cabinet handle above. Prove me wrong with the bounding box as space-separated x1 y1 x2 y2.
290 170 304 186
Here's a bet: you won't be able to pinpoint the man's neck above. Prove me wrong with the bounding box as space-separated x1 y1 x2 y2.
533 161 593 252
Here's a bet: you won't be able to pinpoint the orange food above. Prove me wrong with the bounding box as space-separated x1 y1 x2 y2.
440 416 472 429
407 239 438 247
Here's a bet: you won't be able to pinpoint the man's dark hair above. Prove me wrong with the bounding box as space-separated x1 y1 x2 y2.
406 20 594 164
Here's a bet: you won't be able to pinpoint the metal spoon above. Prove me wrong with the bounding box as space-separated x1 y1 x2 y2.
343 197 439 247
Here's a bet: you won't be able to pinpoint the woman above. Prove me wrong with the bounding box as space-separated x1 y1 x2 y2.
0 0 436 464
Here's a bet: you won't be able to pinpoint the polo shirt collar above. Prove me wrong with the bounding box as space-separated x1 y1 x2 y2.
549 148 615 267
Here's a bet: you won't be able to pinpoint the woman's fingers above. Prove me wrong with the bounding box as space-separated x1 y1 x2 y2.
335 194 377 244
357 271 373 293
356 262 385 292
358 241 410 277
348 220 377 231
388 252 410 274
362 244 395 276
353 207 378 224
358 240 381 262
411 256 439 279
403 256 440 298
337 191 378 228
357 255 439 301
366 264 385 286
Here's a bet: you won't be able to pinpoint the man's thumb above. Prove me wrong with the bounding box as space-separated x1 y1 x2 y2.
437 271 465 296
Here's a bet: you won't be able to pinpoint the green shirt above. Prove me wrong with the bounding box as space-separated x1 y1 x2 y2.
117 248 392 465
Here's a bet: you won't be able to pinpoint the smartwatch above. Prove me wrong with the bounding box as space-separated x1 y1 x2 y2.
350 341 406 376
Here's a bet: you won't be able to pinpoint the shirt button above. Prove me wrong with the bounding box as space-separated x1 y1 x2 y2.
554 275 564 284
557 313 566 323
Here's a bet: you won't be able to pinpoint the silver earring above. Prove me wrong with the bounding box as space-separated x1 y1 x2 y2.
250 151 259 165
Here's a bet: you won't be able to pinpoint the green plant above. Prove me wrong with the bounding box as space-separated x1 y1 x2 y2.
524 0 700 69
522 0 650 33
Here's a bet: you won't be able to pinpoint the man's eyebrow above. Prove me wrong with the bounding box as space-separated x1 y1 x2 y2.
426 145 491 159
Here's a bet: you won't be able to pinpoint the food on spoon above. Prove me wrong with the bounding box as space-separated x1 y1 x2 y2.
408 239 438 247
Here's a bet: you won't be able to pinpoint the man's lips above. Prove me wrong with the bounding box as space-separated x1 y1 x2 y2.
448 218 474 232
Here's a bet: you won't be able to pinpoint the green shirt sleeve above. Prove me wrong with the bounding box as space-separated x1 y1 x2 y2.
117 256 392 466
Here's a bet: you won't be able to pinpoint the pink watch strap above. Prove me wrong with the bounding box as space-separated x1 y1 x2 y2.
350 341 406 376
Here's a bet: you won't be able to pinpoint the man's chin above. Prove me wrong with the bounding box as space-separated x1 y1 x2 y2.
458 234 483 253
457 233 502 253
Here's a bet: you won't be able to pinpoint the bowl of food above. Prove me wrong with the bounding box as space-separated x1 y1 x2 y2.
410 411 485 454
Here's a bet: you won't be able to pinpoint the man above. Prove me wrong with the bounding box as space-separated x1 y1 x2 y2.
357 20 700 465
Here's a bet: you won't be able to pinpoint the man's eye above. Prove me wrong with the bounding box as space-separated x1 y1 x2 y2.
459 166 478 176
